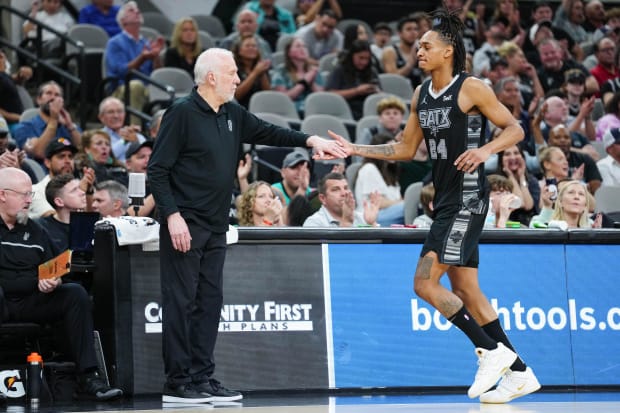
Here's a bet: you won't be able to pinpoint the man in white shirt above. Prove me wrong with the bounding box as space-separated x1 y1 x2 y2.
598 128 620 186
303 172 379 227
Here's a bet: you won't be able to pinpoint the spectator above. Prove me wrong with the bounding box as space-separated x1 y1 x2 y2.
536 38 598 94
12 81 82 164
382 16 423 88
37 173 87 252
589 37 619 92
547 123 602 194
294 0 342 28
245 0 297 52
584 0 606 34
413 183 434 228
92 179 128 217
472 20 508 78
0 167 122 400
562 69 596 141
125 140 155 217
410 11 431 42
295 9 343 61
29 138 95 219
553 0 588 44
485 54 511 86
595 91 620 140
237 180 284 226
105 1 165 122
98 96 147 161
271 148 313 205
0 48 32 133
495 145 540 226
220 10 272 59
326 39 380 120
354 133 404 226
599 44 620 105
443 0 484 55
303 171 379 227
523 18 554 68
497 41 544 111
370 22 393 63
22 0 74 59
537 96 599 161
342 23 380 74
598 127 620 186
283 194 314 225
491 0 525 46
163 17 202 77
355 96 405 163
484 174 523 228
78 0 121 38
592 7 620 44
530 179 599 228
494 76 536 156
271 36 324 116
232 35 271 109
75 129 128 186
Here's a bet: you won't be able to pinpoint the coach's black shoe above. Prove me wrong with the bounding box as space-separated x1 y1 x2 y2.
194 378 242 402
76 370 123 401
162 383 214 404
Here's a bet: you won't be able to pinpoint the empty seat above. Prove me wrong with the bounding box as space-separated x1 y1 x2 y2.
403 181 423 225
198 30 216 50
66 24 109 54
301 114 350 141
191 14 227 39
248 91 301 128
595 185 620 213
146 67 195 113
142 12 174 38
378 73 414 101
355 115 380 143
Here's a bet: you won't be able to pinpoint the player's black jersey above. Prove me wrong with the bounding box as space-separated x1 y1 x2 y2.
416 72 489 214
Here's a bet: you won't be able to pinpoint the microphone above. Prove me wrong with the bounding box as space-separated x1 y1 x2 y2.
127 173 146 216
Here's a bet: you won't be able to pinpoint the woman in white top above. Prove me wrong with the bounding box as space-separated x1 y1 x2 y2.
354 133 404 226
22 0 73 58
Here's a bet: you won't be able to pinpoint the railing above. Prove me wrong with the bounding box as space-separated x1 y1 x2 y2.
0 5 87 128
121 69 175 127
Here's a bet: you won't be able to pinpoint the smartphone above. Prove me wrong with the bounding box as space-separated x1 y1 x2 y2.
545 177 558 201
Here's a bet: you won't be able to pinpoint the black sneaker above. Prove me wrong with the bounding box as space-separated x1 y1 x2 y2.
194 378 242 402
162 383 214 403
77 371 123 401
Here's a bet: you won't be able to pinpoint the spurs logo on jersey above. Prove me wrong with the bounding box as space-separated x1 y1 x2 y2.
418 107 452 137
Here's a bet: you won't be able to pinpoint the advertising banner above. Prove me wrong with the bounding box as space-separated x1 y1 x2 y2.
327 243 620 388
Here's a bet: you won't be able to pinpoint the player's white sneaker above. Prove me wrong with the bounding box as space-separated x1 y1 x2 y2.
467 343 517 398
479 367 541 403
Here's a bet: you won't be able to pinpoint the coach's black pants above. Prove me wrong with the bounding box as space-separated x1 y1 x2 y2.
0 283 98 372
160 221 227 386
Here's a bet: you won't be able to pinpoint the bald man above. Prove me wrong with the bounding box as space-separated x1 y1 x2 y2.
0 168 122 400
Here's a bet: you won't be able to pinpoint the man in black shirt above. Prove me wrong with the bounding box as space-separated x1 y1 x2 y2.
331 9 540 404
148 47 346 404
0 167 121 400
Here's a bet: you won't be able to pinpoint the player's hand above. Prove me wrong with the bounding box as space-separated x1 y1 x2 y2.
167 212 192 252
454 147 491 174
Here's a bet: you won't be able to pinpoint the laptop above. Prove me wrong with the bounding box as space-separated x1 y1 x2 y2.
69 211 100 272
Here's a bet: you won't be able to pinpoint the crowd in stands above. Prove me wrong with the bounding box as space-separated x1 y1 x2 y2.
1 0 619 234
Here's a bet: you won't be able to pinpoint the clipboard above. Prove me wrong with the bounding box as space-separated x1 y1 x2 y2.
38 249 72 279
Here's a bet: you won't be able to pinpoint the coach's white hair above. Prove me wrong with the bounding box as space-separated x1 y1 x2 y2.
194 48 234 86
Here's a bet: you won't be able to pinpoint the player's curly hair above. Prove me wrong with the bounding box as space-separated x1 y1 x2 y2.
429 8 467 76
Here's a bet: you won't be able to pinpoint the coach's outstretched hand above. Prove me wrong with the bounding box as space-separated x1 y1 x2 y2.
307 134 349 160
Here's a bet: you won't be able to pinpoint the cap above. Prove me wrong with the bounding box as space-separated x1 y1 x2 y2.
125 140 154 159
45 137 77 159
282 149 310 168
529 20 552 44
0 116 9 135
565 69 585 84
603 127 620 149
489 54 508 70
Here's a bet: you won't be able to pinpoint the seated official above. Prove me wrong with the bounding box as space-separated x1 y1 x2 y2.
92 180 128 217
0 167 122 400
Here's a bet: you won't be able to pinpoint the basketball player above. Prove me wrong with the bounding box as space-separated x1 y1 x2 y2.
329 8 541 403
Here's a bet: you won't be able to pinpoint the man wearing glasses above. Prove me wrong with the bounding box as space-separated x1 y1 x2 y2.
0 167 123 400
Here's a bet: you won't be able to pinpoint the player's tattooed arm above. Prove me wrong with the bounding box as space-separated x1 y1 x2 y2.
353 144 397 158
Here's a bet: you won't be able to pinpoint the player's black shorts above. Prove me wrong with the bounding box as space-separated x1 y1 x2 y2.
420 206 486 268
